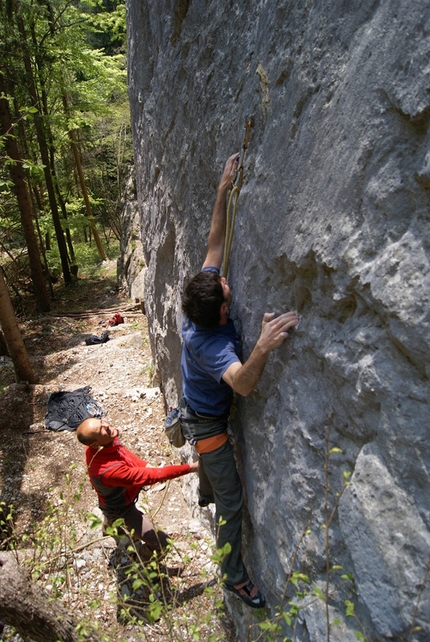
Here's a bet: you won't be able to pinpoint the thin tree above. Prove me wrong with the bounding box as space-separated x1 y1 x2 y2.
62 91 107 261
0 267 36 384
14 8 72 285
28 12 77 265
0 72 50 312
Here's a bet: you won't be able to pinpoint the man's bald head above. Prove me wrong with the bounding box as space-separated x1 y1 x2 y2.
76 418 118 448
76 418 100 446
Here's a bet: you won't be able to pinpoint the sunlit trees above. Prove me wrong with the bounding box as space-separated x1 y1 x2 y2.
0 72 50 312
0 0 131 304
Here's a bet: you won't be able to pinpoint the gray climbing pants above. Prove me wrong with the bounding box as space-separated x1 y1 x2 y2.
181 400 248 586
199 439 247 586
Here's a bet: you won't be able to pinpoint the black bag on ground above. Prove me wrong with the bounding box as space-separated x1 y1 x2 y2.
85 331 110 345
45 386 105 432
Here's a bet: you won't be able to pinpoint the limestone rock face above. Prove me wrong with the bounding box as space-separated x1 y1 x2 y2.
126 1 430 639
117 172 146 303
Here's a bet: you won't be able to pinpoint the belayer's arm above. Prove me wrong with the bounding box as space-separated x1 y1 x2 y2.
99 461 194 488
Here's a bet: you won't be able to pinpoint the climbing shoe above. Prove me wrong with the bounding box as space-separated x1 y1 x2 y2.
224 579 266 609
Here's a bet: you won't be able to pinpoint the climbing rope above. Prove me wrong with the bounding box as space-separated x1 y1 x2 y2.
222 115 254 278
150 479 171 519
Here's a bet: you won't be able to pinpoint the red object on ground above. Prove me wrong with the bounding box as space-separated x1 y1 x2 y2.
107 312 124 327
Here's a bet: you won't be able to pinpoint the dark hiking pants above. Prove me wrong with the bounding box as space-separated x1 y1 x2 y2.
181 402 248 586
105 503 169 553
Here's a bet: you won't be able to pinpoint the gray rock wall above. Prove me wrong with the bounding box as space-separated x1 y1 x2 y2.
117 172 147 303
126 1 430 639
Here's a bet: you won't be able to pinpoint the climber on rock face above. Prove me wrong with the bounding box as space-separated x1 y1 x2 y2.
180 153 299 608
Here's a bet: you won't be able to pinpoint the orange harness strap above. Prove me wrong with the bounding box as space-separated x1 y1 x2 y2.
195 432 229 454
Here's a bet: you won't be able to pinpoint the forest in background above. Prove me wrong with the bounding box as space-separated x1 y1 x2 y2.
0 0 133 318
0 10 237 638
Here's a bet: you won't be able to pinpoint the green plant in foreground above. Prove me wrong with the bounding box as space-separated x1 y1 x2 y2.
2 461 232 641
0 501 17 551
84 509 232 641
249 415 366 642
251 416 430 642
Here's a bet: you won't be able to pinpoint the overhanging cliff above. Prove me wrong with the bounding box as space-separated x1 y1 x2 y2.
126 1 430 639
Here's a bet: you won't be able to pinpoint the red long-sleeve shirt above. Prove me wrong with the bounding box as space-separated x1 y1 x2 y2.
85 438 191 518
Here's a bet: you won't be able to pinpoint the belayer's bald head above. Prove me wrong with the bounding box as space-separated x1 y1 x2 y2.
76 417 118 448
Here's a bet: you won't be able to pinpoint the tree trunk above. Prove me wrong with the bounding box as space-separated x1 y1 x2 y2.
31 4 77 266
0 269 36 384
34 211 55 299
56 182 76 263
0 552 99 642
62 93 107 261
15 14 72 286
0 75 50 313
0 331 9 357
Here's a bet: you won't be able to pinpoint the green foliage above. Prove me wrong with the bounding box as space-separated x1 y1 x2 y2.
249 419 369 642
0 501 16 551
44 236 118 281
0 0 132 295
80 0 127 55
1 463 233 642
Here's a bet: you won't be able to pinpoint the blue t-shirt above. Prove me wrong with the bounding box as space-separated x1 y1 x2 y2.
181 317 240 415
181 263 241 418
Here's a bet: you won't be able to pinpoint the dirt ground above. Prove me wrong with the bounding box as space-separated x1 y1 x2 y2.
0 263 237 642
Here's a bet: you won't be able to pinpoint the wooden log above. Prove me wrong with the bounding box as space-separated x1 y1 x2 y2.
0 552 99 642
47 303 142 319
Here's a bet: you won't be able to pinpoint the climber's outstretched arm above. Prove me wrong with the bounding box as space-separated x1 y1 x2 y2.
222 311 299 396
202 153 239 270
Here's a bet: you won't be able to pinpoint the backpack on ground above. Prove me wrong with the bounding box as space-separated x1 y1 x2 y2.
44 386 105 432
85 331 110 345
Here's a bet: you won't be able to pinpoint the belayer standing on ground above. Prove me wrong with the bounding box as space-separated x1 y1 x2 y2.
180 153 299 608
77 417 198 559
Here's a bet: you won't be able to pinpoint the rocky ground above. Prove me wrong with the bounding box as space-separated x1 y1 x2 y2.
0 263 237 642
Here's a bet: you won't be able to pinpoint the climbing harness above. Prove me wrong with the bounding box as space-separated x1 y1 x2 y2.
222 115 254 278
